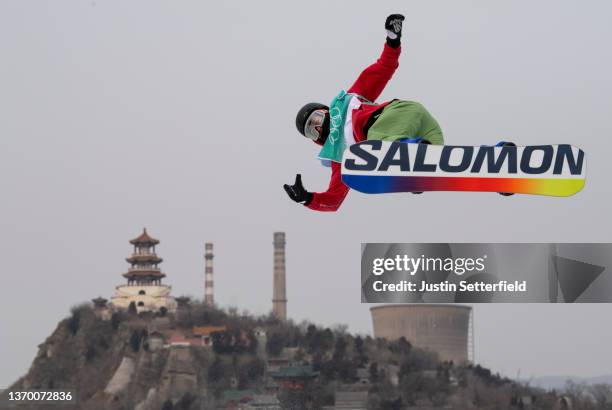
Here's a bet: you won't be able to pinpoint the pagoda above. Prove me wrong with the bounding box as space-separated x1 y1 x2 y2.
124 228 165 285
110 229 177 313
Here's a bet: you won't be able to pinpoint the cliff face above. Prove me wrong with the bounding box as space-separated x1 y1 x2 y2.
4 305 212 410
9 307 125 406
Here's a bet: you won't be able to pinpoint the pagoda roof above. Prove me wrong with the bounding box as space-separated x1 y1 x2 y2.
192 325 227 336
126 254 163 264
175 296 191 305
130 228 160 245
222 390 261 404
123 270 166 279
91 297 108 306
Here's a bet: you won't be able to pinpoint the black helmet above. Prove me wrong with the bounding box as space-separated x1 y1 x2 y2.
295 102 329 137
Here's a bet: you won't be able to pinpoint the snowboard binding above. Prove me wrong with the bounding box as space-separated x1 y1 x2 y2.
409 138 431 195
495 141 516 196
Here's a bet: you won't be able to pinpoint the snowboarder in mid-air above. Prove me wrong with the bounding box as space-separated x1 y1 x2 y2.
284 14 445 212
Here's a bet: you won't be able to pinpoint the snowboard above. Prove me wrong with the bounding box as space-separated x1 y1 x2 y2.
341 140 586 197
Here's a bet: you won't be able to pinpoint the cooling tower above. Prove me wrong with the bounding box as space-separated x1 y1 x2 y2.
371 304 473 363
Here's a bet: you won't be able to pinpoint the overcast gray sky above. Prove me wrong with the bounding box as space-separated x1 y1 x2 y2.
1 0 612 387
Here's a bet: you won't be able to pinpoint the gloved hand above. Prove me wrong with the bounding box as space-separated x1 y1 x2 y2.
284 174 314 206
385 14 405 48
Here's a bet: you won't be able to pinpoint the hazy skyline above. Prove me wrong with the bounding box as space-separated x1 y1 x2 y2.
1 0 612 387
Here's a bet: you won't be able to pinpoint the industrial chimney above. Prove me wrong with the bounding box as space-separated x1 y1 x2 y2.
204 243 214 305
272 232 287 320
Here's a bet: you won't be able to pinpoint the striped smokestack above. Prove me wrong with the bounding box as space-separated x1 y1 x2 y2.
272 232 287 320
204 243 214 305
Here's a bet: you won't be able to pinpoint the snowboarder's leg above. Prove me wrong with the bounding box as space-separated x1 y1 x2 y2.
366 101 444 145
366 101 444 195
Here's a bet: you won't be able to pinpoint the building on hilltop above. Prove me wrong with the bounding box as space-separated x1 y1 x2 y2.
110 228 177 314
269 365 318 390
91 297 111 320
192 325 228 346
322 391 369 409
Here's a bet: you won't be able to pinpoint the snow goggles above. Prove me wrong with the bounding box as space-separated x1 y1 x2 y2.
304 110 327 141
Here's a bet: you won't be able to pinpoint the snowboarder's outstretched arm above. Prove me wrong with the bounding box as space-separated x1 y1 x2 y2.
284 165 349 212
347 14 405 102
306 162 349 212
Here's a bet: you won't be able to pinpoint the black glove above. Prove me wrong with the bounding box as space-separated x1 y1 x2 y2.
284 174 313 206
385 14 405 48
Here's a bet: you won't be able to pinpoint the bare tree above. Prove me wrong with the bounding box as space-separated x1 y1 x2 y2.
590 384 612 408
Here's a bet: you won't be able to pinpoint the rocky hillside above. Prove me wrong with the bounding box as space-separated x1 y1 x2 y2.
1 302 601 409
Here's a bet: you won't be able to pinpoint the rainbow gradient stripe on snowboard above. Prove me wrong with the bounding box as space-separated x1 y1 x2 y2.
341 175 585 196
341 141 586 197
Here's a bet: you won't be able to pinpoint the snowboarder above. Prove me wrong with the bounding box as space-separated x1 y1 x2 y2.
285 14 445 212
